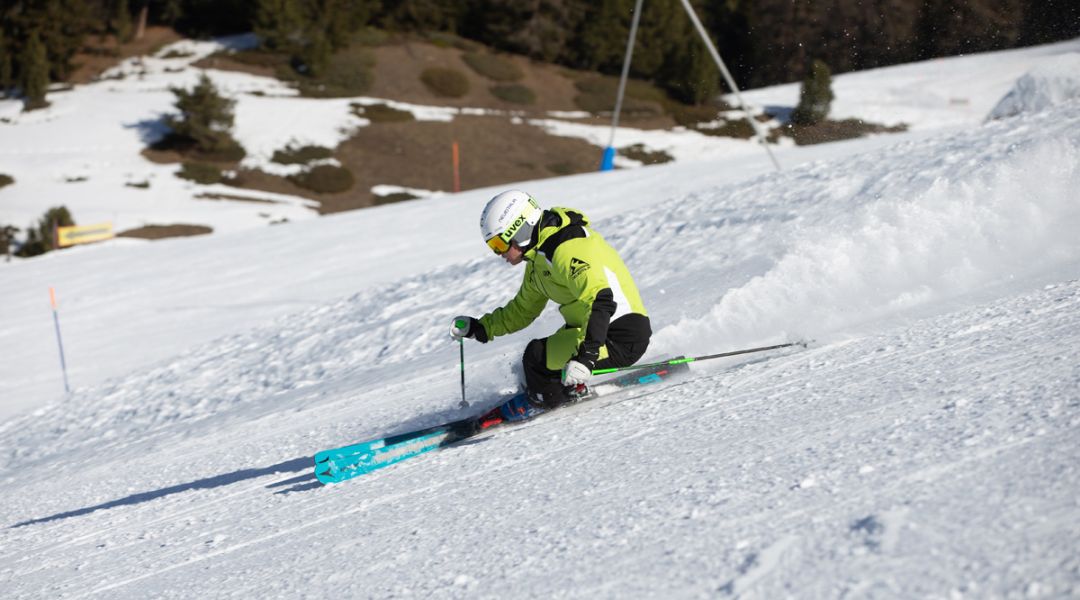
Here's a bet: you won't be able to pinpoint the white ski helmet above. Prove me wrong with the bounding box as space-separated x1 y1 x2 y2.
480 190 543 254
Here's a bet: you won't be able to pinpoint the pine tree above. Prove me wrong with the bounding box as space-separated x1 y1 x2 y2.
319 0 377 50
574 0 630 71
40 206 75 249
158 0 185 25
16 206 74 257
112 0 134 43
20 30 50 111
13 0 93 82
295 35 332 77
0 224 18 261
255 0 306 52
0 29 12 96
164 74 244 160
662 36 719 106
790 59 834 125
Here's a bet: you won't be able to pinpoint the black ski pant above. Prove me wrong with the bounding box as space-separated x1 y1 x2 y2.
522 313 651 407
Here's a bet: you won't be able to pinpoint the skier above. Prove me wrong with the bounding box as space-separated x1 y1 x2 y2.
450 189 651 422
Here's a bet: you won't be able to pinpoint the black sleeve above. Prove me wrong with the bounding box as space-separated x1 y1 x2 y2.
574 288 616 367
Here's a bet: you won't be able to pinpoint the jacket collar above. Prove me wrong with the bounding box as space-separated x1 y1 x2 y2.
524 208 589 262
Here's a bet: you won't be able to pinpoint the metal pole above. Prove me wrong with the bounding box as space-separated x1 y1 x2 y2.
676 0 781 172
49 287 71 394
601 0 645 171
592 341 806 376
457 325 468 408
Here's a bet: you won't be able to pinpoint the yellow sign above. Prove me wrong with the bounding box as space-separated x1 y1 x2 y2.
57 222 114 247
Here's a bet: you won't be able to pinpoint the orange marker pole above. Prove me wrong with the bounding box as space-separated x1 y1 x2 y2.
452 141 461 193
50 287 71 394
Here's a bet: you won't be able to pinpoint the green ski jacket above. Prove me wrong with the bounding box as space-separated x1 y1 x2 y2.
479 207 648 364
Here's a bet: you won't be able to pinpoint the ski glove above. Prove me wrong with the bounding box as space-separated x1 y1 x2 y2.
561 359 593 386
449 316 489 343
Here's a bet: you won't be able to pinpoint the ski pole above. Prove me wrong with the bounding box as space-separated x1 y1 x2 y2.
591 341 807 376
49 287 71 394
456 319 468 408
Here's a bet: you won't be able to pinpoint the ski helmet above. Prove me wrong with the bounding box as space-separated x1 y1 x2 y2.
480 190 542 254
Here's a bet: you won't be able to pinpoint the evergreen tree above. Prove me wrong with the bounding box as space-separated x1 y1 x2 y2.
378 0 467 33
164 74 244 160
154 0 185 25
16 206 74 257
660 34 719 106
573 0 630 71
632 0 682 77
18 0 92 82
295 34 332 76
0 29 13 96
1020 0 1080 44
790 59 834 125
255 0 306 52
645 0 720 105
470 0 583 64
111 0 134 43
174 0 254 37
20 30 50 110
0 224 18 261
322 0 378 50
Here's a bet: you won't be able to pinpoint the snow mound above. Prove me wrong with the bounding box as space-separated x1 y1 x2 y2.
987 53 1080 120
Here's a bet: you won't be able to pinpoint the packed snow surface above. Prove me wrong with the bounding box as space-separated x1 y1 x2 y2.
1 38 1079 599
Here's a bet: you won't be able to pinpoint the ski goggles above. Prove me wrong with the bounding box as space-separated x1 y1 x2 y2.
486 234 511 255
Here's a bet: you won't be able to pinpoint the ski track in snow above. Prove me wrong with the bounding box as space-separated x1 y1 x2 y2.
2 40 1080 599
1 278 1078 598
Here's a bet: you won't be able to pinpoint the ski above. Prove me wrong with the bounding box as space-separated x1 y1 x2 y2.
313 359 691 485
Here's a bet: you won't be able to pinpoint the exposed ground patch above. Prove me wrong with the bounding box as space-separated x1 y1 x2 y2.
117 224 213 239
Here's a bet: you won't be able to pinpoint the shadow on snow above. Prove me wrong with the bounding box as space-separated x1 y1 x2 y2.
11 456 317 528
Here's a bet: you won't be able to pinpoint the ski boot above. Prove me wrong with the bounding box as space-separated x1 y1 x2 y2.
498 391 547 422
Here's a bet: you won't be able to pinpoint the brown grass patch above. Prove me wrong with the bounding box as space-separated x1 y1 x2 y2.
777 119 908 145
420 67 470 98
335 115 605 210
463 52 523 82
117 224 213 239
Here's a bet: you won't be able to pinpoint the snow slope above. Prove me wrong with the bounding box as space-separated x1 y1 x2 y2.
0 39 1079 599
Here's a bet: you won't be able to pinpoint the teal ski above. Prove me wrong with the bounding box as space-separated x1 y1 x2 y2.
314 360 690 484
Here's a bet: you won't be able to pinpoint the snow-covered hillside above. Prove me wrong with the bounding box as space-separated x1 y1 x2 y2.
0 38 1078 599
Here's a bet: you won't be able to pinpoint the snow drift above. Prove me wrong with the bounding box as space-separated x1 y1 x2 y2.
988 52 1080 120
650 100 1080 358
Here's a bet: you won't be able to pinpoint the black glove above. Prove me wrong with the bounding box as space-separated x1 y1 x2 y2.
449 316 489 343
